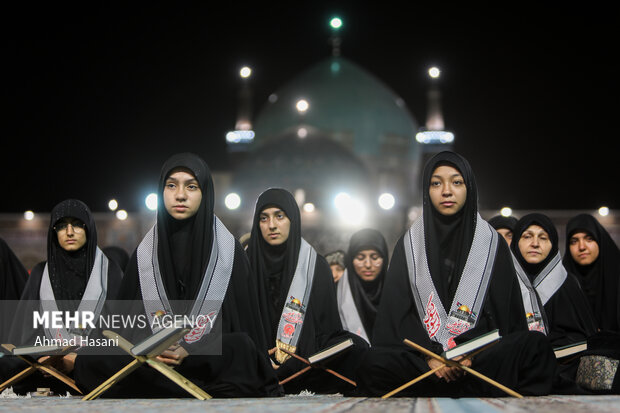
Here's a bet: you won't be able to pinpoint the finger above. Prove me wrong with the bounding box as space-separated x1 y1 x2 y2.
160 350 180 359
156 356 179 365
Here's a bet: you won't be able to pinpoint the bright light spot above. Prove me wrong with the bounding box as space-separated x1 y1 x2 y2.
334 192 351 210
334 192 366 226
378 193 396 210
225 193 241 210
500 207 513 217
108 199 118 211
297 127 308 138
599 206 610 217
226 130 255 143
145 193 158 211
415 130 454 144
24 211 34 221
239 66 252 78
116 210 128 221
429 67 441 78
303 203 315 213
296 99 309 113
330 17 342 29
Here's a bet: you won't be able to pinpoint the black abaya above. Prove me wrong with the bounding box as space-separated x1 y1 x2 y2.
0 199 123 394
73 153 281 398
356 151 556 397
247 188 369 394
511 213 597 347
563 213 620 333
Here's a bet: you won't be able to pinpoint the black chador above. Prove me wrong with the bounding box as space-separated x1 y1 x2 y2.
511 213 597 347
563 213 620 334
356 151 556 397
247 188 369 394
73 153 281 398
510 213 597 394
2 199 123 393
337 228 388 344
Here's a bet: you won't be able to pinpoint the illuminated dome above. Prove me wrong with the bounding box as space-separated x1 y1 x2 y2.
253 57 420 160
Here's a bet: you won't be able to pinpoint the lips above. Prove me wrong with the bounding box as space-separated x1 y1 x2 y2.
173 205 188 211
441 201 455 207
268 233 279 238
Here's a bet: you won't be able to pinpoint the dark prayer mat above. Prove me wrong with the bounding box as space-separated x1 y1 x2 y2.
0 392 619 412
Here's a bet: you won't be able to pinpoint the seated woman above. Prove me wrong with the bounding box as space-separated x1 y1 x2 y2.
73 153 281 398
563 213 619 333
2 199 123 394
356 151 556 397
246 188 369 394
336 228 388 344
562 213 620 394
510 213 597 347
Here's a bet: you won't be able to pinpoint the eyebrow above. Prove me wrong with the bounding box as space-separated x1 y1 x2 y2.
260 209 284 216
166 177 199 184
431 173 463 179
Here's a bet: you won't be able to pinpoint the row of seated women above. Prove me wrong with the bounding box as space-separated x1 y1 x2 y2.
1 151 618 398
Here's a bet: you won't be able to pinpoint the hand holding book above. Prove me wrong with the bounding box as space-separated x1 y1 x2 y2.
156 344 189 366
427 354 472 382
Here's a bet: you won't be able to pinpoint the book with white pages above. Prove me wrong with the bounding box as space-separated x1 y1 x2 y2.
441 329 500 360
553 341 587 359
307 338 354 364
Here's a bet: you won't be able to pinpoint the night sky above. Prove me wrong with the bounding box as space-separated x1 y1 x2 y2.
5 3 619 213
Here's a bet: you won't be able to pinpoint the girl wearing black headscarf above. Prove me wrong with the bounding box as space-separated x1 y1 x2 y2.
511 213 597 347
488 215 518 246
2 199 123 394
356 151 555 397
563 214 620 394
247 188 369 394
563 213 620 333
336 228 388 344
73 153 281 398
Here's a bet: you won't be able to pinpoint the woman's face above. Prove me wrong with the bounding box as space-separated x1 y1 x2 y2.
352 249 384 281
54 218 88 252
163 170 202 220
569 231 600 266
428 165 467 216
259 207 290 246
518 224 553 264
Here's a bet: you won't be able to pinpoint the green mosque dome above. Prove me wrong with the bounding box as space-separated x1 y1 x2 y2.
252 57 420 159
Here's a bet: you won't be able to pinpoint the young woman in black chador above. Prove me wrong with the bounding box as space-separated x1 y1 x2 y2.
73 153 281 398
563 213 620 333
336 228 388 344
2 199 123 394
246 188 368 394
356 151 556 397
